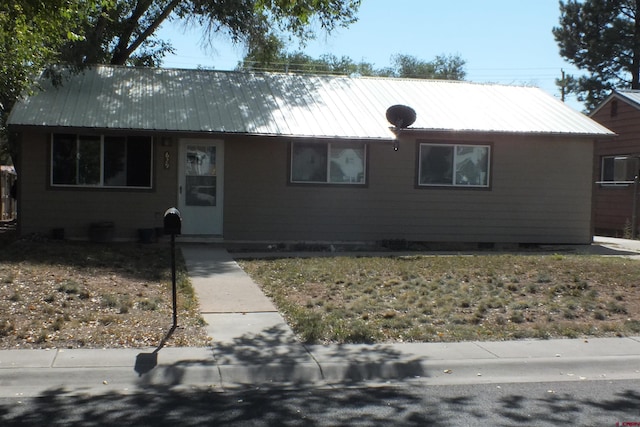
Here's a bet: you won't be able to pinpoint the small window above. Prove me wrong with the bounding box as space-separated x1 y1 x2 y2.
51 134 153 188
600 156 637 186
291 141 366 184
418 143 490 187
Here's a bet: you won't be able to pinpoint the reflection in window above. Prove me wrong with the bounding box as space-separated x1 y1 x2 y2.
291 141 366 184
185 146 217 206
419 143 490 187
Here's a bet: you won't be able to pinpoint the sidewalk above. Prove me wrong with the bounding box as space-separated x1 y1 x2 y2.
1 239 640 396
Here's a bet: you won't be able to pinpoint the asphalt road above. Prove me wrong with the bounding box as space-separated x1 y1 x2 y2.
1 378 639 426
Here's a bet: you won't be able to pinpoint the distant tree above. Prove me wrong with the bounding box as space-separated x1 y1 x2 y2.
237 35 371 75
238 44 467 80
384 54 466 80
553 0 640 111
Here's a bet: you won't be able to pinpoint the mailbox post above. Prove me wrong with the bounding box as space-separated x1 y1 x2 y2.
164 208 182 328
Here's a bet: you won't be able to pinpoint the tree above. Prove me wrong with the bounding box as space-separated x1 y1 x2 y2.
238 39 377 75
553 0 640 111
238 43 467 80
1 0 361 164
383 54 466 80
59 0 361 66
0 0 101 164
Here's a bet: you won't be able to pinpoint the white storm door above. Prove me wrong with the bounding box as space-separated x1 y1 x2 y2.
178 139 224 235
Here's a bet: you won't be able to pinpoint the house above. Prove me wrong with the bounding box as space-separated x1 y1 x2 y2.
590 90 640 237
7 65 614 245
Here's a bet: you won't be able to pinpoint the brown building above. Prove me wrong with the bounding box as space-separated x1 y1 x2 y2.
7 66 614 246
590 90 640 237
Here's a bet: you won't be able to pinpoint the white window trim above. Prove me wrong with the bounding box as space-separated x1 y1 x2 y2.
50 134 154 189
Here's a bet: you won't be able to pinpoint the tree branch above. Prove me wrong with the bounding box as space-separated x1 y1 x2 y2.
118 0 181 63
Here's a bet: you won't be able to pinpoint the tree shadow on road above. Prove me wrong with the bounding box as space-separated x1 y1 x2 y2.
2 382 639 426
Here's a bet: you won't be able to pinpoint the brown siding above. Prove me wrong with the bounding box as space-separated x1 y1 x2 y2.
18 130 178 239
591 98 640 235
18 129 595 244
223 133 594 244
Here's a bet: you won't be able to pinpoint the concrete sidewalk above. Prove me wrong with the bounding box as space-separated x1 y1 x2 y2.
2 239 640 396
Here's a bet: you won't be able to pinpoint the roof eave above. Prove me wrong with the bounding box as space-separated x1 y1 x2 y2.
7 123 397 142
392 127 616 139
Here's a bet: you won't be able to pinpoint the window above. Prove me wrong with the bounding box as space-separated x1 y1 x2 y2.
418 143 490 187
600 156 637 186
291 141 366 184
51 134 153 188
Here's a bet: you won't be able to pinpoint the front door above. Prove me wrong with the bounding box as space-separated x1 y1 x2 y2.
178 139 224 235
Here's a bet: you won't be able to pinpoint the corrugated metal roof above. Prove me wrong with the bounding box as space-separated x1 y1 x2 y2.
8 65 614 139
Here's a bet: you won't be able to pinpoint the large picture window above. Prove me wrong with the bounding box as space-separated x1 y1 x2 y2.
600 156 637 186
291 141 366 184
418 143 490 188
51 134 153 188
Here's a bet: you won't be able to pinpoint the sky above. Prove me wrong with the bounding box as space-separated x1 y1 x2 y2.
157 0 582 110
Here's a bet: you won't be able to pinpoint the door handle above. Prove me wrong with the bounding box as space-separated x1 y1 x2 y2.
179 185 182 195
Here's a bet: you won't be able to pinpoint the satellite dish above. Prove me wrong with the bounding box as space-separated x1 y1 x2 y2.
386 105 416 128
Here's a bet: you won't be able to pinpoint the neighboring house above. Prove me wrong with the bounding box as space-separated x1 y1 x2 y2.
590 90 640 237
7 65 614 245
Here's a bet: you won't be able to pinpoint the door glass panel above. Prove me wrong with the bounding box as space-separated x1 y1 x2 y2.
185 145 216 206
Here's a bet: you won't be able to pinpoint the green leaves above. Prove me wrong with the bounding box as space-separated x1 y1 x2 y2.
238 47 467 81
553 0 640 111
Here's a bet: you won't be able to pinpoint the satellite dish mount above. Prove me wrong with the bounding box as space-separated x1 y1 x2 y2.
385 105 416 151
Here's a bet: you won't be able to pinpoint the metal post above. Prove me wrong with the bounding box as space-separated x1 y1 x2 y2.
633 175 639 239
171 233 177 327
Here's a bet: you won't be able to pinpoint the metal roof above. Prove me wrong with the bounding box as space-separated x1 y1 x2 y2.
8 65 614 139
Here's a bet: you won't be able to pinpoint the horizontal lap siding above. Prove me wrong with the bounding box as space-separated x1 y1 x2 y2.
224 134 594 244
591 99 640 234
18 131 178 239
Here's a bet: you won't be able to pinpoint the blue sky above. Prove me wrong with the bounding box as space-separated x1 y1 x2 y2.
157 1 582 109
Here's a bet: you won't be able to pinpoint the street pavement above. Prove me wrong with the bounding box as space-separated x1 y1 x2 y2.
1 237 640 396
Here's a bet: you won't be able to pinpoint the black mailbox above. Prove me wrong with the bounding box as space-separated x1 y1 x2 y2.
163 207 182 235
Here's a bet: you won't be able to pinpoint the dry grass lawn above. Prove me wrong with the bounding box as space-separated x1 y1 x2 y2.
4 224 640 349
0 234 209 349
238 253 640 344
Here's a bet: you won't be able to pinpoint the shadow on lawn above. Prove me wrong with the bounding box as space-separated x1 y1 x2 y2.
0 237 180 283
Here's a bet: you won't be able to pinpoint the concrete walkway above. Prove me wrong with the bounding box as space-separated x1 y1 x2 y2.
1 238 640 395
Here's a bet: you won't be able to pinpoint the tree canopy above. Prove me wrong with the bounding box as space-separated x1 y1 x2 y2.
237 37 467 80
553 0 640 111
0 0 102 163
59 0 361 67
1 0 362 164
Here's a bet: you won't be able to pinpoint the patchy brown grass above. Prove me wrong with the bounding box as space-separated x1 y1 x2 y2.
238 254 640 344
0 237 209 349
